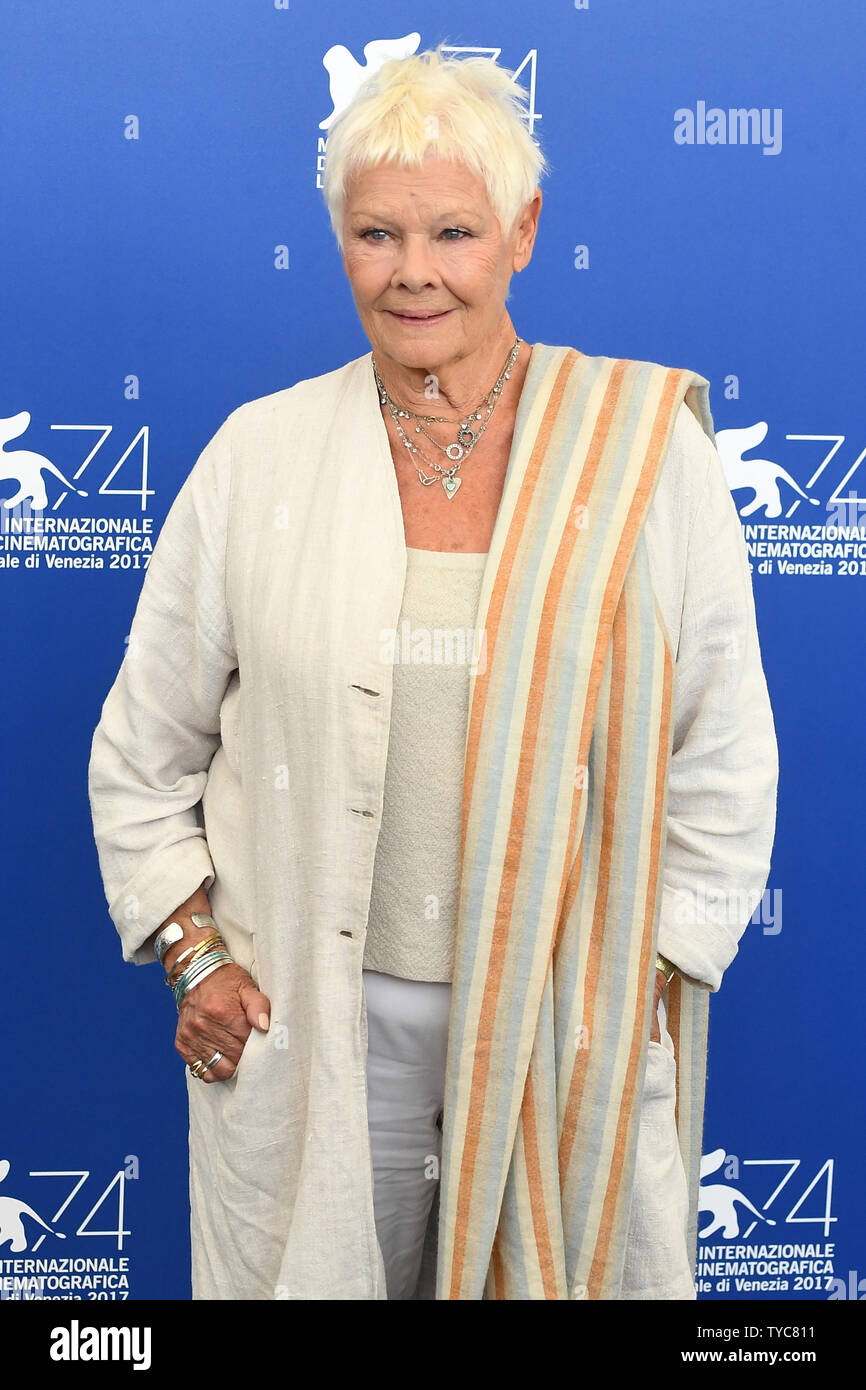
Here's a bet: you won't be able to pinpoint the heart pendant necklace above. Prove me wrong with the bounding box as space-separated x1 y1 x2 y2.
373 337 521 499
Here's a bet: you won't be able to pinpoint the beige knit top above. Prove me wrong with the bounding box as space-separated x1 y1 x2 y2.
363 545 488 982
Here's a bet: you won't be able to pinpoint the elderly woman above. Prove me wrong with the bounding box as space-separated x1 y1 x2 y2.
88 47 777 1301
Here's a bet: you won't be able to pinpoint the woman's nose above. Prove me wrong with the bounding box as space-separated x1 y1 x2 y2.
391 234 440 291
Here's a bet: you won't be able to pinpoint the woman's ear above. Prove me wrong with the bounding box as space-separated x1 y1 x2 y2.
512 189 543 273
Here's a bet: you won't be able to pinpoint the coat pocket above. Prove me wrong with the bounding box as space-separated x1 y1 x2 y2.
644 1039 677 1099
620 1039 693 1299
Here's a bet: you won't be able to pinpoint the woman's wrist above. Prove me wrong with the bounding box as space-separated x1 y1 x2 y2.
160 921 215 976
146 883 215 977
655 952 676 986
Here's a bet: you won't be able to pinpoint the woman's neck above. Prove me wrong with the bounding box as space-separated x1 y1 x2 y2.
374 325 527 419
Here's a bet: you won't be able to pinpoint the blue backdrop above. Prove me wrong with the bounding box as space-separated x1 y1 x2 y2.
1 0 862 1302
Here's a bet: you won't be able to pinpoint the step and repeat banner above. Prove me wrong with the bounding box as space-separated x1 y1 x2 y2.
1 2 863 1302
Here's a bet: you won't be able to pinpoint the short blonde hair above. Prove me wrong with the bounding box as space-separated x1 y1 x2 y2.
322 43 549 248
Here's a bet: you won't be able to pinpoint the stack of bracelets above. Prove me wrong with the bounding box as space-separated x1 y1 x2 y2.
153 911 235 1011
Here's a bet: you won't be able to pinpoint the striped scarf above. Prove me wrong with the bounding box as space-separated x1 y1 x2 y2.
436 345 715 1299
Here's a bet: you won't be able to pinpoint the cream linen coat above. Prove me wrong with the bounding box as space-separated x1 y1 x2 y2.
88 343 778 1299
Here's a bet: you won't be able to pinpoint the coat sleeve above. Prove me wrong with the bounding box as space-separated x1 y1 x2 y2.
87 409 238 965
656 408 779 991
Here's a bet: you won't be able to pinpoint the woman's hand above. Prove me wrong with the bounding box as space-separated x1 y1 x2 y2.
175 962 271 1084
649 968 668 1044
146 883 270 1084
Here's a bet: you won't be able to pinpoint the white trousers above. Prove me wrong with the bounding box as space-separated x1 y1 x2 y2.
363 968 696 1300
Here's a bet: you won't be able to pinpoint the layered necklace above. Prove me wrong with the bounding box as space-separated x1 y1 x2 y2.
372 336 522 499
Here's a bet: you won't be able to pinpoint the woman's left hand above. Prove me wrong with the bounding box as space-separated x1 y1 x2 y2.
649 968 668 1044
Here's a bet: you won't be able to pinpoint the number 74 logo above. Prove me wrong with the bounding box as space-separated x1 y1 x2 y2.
24 1165 137 1252
699 1153 836 1241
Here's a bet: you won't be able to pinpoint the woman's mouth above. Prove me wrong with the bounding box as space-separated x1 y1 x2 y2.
386 309 453 325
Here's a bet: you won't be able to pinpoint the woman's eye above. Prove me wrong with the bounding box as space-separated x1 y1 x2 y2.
359 227 470 242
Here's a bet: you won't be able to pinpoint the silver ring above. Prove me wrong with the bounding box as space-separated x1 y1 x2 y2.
199 1050 223 1074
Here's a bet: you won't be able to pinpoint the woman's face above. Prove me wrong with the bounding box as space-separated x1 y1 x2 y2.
340 154 539 372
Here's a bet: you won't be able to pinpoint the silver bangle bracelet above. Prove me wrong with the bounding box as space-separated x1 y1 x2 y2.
172 948 232 1001
163 944 196 986
173 952 233 1010
166 933 228 987
153 921 184 964
174 957 231 1010
174 958 232 1011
